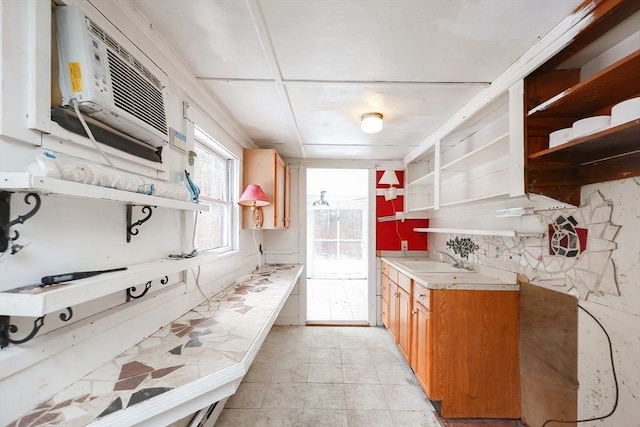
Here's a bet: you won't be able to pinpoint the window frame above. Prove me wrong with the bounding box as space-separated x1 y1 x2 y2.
192 126 238 255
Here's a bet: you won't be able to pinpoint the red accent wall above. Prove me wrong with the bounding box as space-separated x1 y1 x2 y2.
376 170 429 251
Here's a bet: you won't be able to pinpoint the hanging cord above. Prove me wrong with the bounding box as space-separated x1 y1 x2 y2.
189 211 208 300
390 197 403 244
251 227 276 276
541 304 619 427
70 99 114 167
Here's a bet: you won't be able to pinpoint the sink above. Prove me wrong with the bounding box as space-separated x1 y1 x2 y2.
394 259 463 273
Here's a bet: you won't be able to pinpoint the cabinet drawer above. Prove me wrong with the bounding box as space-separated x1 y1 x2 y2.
387 266 399 284
414 282 430 309
398 272 412 294
381 273 391 302
382 261 389 277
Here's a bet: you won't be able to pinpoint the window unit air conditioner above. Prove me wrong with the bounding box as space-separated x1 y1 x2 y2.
55 6 168 148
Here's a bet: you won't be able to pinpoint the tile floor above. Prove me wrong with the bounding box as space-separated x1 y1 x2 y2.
306 279 368 323
216 325 441 427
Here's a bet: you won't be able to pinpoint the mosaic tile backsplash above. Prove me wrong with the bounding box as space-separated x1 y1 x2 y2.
444 189 622 300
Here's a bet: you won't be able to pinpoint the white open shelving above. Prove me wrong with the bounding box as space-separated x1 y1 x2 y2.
402 82 524 214
0 256 202 317
441 133 509 173
0 172 211 318
0 173 208 212
413 227 543 238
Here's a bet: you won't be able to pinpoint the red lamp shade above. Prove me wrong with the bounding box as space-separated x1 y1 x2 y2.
238 184 270 207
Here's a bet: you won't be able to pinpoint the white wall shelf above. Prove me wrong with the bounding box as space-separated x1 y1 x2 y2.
441 133 509 173
0 256 202 317
413 227 543 238
440 190 511 208
407 171 435 187
0 173 208 212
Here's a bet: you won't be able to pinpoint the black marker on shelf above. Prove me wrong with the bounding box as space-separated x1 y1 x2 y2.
40 267 127 287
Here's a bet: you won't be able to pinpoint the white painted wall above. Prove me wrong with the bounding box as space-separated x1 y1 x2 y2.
0 1 262 423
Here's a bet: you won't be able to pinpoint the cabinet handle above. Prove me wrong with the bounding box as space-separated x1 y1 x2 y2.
412 310 417 315
419 293 426 298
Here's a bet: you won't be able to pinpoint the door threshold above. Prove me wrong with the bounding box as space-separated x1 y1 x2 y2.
306 320 370 326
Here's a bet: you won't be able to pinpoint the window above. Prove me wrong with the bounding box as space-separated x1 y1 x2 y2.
193 127 237 252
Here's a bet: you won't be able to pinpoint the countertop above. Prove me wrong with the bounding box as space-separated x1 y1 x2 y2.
381 257 518 291
8 264 303 427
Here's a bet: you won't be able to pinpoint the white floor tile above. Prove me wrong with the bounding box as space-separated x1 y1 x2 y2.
218 326 440 426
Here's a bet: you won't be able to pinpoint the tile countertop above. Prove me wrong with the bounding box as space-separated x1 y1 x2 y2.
381 257 519 291
8 264 303 427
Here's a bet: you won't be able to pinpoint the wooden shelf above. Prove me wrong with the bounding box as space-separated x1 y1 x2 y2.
0 173 208 211
528 120 640 163
0 256 203 317
528 50 640 118
441 133 509 173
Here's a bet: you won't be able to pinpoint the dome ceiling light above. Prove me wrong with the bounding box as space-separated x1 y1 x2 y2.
361 112 383 134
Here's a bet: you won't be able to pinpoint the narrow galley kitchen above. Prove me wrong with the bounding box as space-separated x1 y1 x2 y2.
305 169 370 325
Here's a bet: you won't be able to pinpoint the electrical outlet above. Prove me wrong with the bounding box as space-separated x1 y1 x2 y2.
401 240 408 251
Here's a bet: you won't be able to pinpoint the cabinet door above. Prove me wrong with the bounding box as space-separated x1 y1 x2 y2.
275 155 286 228
412 301 432 397
283 163 290 228
388 282 399 343
381 296 390 329
397 286 412 361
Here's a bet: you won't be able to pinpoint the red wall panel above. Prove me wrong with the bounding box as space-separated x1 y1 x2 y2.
375 171 428 251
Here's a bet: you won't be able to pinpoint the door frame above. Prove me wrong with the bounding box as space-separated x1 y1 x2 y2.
298 164 377 326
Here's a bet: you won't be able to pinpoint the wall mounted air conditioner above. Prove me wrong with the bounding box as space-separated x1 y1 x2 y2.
55 6 168 148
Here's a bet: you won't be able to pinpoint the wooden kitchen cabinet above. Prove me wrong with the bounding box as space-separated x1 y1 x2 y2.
410 285 435 399
524 0 640 206
381 262 412 357
242 149 290 229
396 281 412 360
381 261 520 419
431 289 520 419
381 272 391 328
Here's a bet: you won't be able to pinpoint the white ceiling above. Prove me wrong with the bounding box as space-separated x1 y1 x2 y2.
127 0 582 161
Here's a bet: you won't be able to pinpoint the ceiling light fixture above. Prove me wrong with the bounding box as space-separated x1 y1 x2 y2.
361 112 383 134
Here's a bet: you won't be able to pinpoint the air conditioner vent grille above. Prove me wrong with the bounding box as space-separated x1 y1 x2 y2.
86 17 162 89
107 50 167 135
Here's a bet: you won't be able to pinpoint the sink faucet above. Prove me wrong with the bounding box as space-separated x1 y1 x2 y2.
434 250 468 270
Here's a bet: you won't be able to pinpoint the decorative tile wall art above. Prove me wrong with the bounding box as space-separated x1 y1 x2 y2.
453 190 621 300
445 237 479 259
549 215 588 257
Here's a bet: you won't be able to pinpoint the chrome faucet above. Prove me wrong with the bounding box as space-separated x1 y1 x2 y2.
434 250 468 270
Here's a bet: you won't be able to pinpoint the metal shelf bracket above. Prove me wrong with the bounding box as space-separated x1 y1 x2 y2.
0 307 73 348
126 204 154 243
1 191 41 254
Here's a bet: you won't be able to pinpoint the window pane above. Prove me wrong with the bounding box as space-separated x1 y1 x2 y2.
194 144 229 201
194 204 229 250
339 241 362 260
314 241 337 260
339 209 362 239
192 128 236 253
313 209 337 239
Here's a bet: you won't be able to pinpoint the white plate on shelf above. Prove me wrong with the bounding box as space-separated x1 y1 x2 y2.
549 128 572 148
611 97 640 127
572 115 610 139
